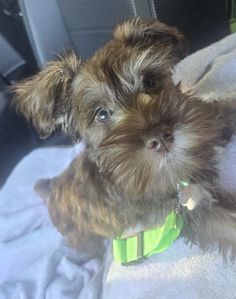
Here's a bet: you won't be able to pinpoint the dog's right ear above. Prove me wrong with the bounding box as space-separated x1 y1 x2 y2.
113 17 188 64
12 51 81 139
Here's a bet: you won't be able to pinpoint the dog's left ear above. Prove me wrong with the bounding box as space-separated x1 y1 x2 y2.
113 17 188 64
12 51 81 139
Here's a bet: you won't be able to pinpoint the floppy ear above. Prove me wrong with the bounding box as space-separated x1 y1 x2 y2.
12 51 81 139
113 17 188 64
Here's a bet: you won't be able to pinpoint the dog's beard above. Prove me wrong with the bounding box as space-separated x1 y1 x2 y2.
94 124 218 196
96 146 179 195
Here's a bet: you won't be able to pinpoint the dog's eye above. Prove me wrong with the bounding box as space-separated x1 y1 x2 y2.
143 76 159 93
95 108 112 122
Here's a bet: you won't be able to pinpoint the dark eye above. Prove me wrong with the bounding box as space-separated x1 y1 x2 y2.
143 76 159 93
95 108 112 122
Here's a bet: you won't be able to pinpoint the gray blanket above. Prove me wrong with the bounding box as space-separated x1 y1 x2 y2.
174 32 236 101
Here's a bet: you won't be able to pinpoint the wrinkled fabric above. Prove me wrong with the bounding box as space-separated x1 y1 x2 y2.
0 144 104 299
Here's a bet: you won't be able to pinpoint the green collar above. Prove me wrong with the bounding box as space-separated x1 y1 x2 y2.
113 211 184 265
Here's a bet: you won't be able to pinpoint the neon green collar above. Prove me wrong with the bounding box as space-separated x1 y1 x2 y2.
113 211 184 265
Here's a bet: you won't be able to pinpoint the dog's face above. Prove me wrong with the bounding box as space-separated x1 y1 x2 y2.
13 18 221 196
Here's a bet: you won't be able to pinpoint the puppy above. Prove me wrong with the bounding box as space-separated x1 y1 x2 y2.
13 18 236 259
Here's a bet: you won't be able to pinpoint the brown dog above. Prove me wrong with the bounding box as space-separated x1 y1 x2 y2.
13 18 236 259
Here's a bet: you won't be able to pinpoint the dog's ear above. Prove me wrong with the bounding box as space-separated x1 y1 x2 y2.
113 17 188 64
12 51 81 139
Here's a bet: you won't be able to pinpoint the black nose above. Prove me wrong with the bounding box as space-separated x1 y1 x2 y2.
146 129 174 151
147 138 162 151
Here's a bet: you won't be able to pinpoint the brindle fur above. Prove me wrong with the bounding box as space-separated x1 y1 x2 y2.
13 18 236 259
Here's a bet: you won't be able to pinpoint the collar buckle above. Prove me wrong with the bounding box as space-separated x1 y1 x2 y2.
113 211 184 265
121 231 147 266
121 256 147 266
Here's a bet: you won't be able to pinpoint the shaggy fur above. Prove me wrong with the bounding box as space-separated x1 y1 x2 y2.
13 18 236 259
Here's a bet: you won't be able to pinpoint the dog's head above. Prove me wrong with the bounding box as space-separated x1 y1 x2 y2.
13 18 220 196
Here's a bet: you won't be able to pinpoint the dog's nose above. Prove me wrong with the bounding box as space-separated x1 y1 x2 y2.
146 129 174 151
146 138 163 151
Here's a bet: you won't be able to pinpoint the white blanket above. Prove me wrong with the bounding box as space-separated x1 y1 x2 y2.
1 33 236 299
0 145 104 299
